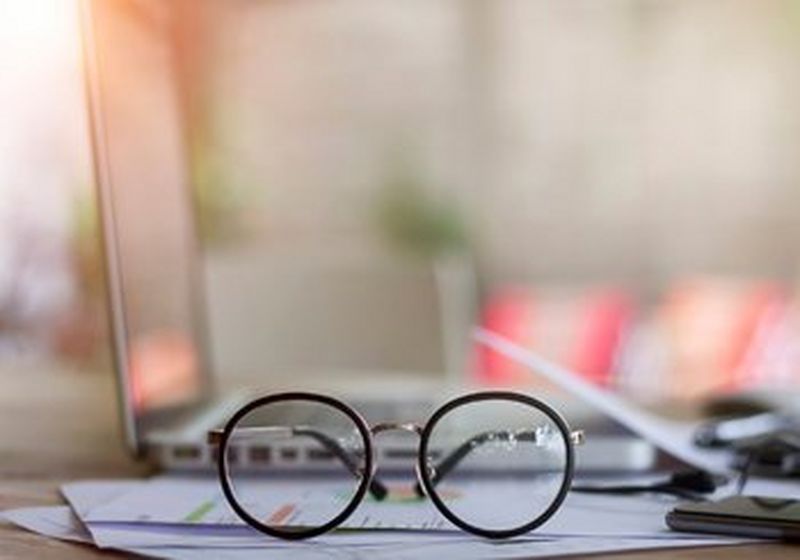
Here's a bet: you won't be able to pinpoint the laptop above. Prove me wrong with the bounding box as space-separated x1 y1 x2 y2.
80 0 654 474
79 0 445 471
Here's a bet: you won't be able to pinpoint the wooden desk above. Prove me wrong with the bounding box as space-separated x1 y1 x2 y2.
0 364 795 559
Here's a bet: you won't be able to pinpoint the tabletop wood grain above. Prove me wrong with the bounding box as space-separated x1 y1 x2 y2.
0 363 796 559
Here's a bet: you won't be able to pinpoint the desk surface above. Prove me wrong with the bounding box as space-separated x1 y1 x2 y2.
0 364 796 559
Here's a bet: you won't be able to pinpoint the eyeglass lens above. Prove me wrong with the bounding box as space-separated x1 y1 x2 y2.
223 399 368 535
423 398 569 533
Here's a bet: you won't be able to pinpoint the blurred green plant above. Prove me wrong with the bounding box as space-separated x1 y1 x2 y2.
192 149 254 247
374 166 468 259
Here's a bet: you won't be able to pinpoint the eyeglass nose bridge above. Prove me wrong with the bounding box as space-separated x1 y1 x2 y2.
370 422 423 436
368 422 432 497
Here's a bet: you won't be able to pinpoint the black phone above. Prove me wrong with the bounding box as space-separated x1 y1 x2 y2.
667 495 800 540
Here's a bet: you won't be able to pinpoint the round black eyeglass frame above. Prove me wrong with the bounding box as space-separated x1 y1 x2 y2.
216 390 576 541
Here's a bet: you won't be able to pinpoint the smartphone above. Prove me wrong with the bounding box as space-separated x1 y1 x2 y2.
667 495 800 540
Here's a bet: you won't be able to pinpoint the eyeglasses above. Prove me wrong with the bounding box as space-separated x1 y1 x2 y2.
209 391 584 540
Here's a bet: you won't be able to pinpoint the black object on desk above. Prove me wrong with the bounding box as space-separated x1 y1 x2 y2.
667 495 800 540
572 469 724 501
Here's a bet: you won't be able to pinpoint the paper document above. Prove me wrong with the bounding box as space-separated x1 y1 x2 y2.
474 328 733 474
2 506 93 545
5 475 781 560
65 475 738 548
3 501 756 560
83 476 451 532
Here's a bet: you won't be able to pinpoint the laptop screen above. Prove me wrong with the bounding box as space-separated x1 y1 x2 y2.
82 0 211 452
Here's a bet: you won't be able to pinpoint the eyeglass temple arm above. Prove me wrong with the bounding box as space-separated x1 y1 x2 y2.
413 428 584 497
208 427 389 501
293 427 388 500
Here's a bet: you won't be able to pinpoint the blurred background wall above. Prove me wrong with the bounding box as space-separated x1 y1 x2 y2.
0 0 92 361
3 0 800 398
190 0 800 287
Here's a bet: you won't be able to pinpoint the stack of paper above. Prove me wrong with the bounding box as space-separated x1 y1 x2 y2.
2 474 760 559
